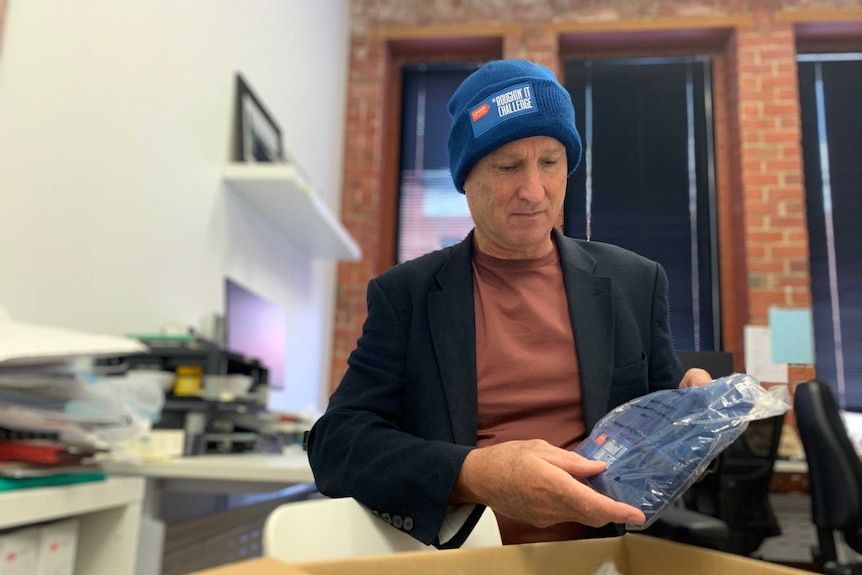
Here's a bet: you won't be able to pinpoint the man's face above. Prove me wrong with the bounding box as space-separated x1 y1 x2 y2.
463 136 568 260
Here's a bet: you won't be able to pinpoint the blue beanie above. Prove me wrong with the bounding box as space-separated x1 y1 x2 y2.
447 59 582 193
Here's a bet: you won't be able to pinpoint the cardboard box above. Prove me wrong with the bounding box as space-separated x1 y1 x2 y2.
188 533 812 575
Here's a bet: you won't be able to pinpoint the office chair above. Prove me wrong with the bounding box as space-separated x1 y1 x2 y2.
682 413 786 555
793 379 862 575
646 413 785 555
646 351 783 554
262 497 501 563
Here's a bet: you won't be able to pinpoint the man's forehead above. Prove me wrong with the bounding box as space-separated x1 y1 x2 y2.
488 136 566 157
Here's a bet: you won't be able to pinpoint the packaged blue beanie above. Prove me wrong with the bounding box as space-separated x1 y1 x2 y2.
574 373 791 529
447 59 582 193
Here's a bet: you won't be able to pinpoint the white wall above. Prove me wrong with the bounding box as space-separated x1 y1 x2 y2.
0 1 351 413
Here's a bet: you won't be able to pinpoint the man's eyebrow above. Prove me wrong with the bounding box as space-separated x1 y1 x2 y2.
487 152 523 162
487 144 565 161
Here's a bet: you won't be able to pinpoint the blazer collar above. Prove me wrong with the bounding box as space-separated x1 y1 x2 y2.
428 233 478 445
553 228 615 430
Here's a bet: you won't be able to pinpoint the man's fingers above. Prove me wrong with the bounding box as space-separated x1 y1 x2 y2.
550 450 647 526
571 482 647 527
679 367 713 388
459 440 648 529
547 449 608 477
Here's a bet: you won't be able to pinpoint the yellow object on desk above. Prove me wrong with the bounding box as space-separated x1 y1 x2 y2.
120 429 186 461
173 365 203 396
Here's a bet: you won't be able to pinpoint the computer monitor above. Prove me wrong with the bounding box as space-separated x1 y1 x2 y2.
840 410 862 455
676 350 735 378
225 278 287 390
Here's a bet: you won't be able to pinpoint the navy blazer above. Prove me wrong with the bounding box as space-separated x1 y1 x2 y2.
307 228 684 547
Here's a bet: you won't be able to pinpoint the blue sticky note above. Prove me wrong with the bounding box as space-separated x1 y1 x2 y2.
769 308 815 364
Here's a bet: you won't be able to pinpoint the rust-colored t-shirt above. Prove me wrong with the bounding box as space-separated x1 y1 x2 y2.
472 244 591 544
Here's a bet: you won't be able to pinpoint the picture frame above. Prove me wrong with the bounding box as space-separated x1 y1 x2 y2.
234 73 284 163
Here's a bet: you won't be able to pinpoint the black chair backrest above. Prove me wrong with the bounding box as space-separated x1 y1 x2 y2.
723 413 785 465
681 411 785 555
793 380 862 532
719 413 785 554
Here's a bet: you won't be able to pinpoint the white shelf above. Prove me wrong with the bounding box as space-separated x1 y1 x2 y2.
0 476 143 529
0 476 145 575
223 163 362 261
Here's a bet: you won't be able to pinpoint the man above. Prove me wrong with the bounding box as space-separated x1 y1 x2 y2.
307 59 711 547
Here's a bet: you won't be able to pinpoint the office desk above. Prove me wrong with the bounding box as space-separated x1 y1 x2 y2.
773 459 808 474
771 458 809 493
105 448 315 575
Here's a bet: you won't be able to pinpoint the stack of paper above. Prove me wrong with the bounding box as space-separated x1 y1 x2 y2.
0 320 147 366
0 319 148 490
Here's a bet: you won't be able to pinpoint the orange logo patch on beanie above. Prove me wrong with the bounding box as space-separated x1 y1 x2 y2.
471 104 490 122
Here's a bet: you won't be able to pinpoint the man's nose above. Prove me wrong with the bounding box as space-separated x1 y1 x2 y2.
517 164 546 202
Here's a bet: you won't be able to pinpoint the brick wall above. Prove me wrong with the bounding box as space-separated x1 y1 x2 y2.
332 0 862 394
736 12 810 323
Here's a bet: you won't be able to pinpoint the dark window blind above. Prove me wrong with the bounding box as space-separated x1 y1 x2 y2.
563 59 718 352
397 64 481 263
799 56 862 410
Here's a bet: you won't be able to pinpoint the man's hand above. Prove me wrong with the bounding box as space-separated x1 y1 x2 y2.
678 368 713 389
450 439 646 528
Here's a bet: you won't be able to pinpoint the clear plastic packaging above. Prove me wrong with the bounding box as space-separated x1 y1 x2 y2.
574 373 791 529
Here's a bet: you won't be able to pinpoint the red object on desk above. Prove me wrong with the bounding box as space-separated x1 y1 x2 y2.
0 440 89 465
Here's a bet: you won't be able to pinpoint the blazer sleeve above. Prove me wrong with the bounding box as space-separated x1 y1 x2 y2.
306 277 473 546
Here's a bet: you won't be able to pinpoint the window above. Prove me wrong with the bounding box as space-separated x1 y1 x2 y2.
798 54 862 409
396 59 721 354
397 63 480 264
563 58 719 352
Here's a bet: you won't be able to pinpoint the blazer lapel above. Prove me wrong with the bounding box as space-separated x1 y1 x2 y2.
428 236 478 446
554 229 615 431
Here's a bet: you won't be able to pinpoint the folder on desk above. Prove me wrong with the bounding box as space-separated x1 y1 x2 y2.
0 471 106 492
0 462 103 479
0 320 147 367
0 439 97 465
